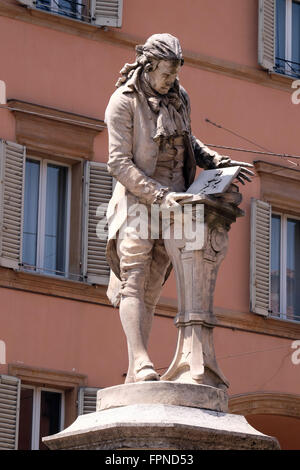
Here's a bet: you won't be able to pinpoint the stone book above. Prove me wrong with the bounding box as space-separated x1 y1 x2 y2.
187 166 241 196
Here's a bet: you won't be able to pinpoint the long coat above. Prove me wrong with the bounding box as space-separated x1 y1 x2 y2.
104 70 226 305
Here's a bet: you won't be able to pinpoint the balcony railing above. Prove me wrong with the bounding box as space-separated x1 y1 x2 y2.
274 57 300 79
36 0 91 22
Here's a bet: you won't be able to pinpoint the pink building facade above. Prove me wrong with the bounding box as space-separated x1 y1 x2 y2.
0 0 299 450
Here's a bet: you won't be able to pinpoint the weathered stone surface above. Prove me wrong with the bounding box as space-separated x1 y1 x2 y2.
43 404 280 450
105 32 254 386
97 381 228 413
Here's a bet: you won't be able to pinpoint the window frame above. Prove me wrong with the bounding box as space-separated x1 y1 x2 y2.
276 0 300 77
20 384 65 450
22 156 72 278
17 0 123 28
271 210 300 321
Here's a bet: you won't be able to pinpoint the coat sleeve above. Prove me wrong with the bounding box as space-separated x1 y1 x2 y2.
191 136 232 170
105 90 169 205
180 86 232 170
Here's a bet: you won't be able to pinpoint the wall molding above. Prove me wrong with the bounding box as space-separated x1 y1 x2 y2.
0 0 295 93
7 99 105 160
255 160 300 183
255 160 300 216
8 363 87 389
1 266 300 340
229 391 300 418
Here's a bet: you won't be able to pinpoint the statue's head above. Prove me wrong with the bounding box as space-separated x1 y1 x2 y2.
116 33 184 92
136 33 184 95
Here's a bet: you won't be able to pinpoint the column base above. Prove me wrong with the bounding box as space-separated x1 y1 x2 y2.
43 382 280 450
97 381 228 413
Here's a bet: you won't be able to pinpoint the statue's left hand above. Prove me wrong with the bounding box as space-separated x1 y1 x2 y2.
217 158 255 185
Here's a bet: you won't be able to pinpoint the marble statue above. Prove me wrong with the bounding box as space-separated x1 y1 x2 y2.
104 33 253 384
42 33 281 453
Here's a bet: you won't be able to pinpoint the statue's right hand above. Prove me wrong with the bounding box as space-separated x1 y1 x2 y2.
161 192 193 209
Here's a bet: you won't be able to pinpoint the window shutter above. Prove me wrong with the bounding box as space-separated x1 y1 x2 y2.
0 140 25 270
17 0 34 6
258 0 276 71
82 161 113 285
0 375 21 450
91 0 123 27
0 81 6 105
250 198 271 316
77 387 100 415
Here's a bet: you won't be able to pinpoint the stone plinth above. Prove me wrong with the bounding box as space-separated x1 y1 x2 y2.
43 382 280 450
97 381 228 413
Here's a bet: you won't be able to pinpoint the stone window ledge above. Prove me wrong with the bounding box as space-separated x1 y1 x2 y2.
1 266 300 341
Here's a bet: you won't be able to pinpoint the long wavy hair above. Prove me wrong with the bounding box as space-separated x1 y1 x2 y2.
116 33 184 87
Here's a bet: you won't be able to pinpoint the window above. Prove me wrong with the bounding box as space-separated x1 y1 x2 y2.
22 158 70 277
0 139 113 285
258 0 300 78
0 365 87 450
271 213 300 321
17 0 123 27
36 0 85 20
275 0 300 77
250 198 300 322
18 386 64 450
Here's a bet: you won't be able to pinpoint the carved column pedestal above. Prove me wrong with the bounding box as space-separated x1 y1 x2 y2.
161 197 242 391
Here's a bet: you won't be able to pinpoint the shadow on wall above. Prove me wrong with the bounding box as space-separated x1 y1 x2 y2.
246 414 300 450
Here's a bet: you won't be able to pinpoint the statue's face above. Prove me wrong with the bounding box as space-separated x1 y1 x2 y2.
147 60 181 95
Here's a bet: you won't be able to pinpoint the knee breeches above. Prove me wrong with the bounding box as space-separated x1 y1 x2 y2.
117 224 170 308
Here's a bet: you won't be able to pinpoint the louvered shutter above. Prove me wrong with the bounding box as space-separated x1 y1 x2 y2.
91 0 123 27
0 375 21 450
82 161 113 285
0 140 25 269
0 81 6 105
258 0 276 71
77 387 100 415
17 0 34 6
250 198 271 316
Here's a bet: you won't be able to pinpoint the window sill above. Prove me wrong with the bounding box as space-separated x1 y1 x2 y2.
269 313 300 324
1 266 300 340
214 306 300 340
272 69 300 81
2 0 125 45
0 265 109 305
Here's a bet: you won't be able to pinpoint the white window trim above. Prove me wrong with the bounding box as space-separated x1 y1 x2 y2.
272 210 300 321
21 385 65 450
285 0 293 73
23 157 71 278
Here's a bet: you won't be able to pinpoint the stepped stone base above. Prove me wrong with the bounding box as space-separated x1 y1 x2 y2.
43 382 280 450
97 381 228 412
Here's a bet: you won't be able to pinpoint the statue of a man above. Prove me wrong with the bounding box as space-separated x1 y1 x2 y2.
105 33 253 383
